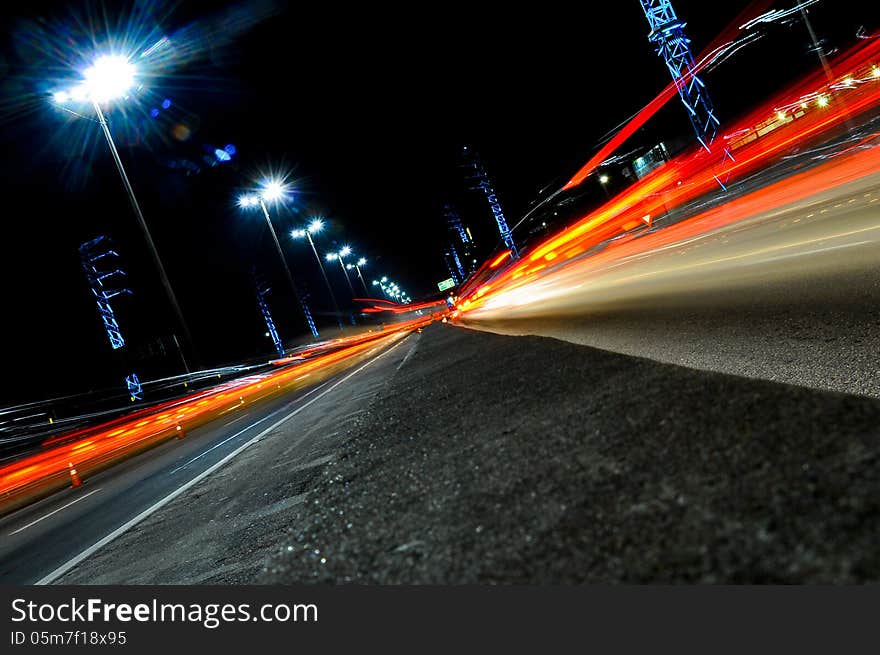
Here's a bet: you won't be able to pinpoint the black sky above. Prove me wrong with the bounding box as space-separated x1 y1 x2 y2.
0 0 875 404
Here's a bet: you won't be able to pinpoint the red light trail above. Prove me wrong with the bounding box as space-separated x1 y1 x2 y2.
0 318 433 516
457 36 880 316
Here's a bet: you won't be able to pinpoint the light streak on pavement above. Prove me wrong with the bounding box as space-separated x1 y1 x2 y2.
455 34 880 321
0 316 435 518
0 326 423 584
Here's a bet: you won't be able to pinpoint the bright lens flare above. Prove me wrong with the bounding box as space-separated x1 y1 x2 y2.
260 180 284 201
83 55 136 103
308 219 324 233
339 246 352 257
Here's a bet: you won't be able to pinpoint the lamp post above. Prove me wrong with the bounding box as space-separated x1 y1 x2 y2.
372 280 393 300
53 54 194 370
598 173 611 198
372 276 410 304
352 257 369 295
292 218 343 330
239 181 318 339
326 247 356 296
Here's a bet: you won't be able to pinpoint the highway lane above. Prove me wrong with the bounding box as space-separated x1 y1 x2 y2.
459 165 880 398
0 334 410 584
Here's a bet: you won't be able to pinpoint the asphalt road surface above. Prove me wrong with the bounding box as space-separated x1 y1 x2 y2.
0 336 409 584
461 167 880 398
45 324 880 584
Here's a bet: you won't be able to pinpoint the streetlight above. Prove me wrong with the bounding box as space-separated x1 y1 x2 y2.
53 53 193 370
352 257 369 295
598 173 611 198
291 218 343 329
239 179 318 339
346 261 368 294
371 275 410 304
326 247 356 296
372 280 391 300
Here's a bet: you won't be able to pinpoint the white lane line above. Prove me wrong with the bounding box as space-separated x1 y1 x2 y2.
36 336 408 585
166 380 332 476
221 413 251 428
396 335 420 371
9 489 102 536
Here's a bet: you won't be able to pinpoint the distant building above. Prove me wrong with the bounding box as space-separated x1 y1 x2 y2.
632 142 670 180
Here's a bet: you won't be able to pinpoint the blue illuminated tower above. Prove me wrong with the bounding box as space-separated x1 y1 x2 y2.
444 205 477 276
444 204 470 246
462 147 518 258
253 270 285 358
639 0 720 151
444 249 461 285
299 287 320 337
79 236 143 401
448 245 465 281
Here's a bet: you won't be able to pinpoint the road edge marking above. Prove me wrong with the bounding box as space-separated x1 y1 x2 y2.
9 488 102 536
36 335 409 585
166 378 335 476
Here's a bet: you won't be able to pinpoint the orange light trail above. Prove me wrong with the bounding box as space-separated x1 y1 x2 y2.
458 36 880 315
0 318 432 515
489 250 512 268
563 0 775 190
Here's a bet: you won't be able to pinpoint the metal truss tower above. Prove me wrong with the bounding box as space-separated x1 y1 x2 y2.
444 204 471 247
299 287 320 337
639 0 720 151
444 249 462 285
449 245 465 281
443 205 477 276
462 147 518 258
253 270 285 358
79 235 143 401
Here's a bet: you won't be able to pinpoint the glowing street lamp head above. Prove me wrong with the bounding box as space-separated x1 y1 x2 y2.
381 276 387 283
291 229 306 238
346 263 354 270
238 194 258 208
260 179 285 202
69 84 90 102
82 55 136 103
307 218 324 233
599 174 610 184
339 246 352 258
325 253 338 261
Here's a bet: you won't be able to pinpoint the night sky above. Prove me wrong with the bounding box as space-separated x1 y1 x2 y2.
0 0 874 404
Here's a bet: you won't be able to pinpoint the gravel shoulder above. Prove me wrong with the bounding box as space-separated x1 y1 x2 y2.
60 324 880 584
261 324 880 583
